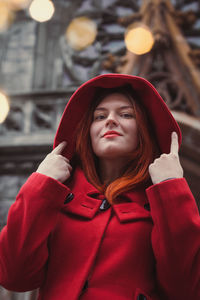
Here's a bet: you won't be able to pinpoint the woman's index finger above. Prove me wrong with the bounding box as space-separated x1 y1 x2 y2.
170 131 179 154
52 141 67 155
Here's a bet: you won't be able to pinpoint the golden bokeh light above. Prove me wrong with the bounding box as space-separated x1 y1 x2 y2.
125 24 154 55
0 92 10 124
10 0 31 10
29 0 55 23
66 16 97 51
0 2 14 32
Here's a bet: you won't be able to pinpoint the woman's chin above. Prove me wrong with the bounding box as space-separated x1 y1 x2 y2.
96 148 128 160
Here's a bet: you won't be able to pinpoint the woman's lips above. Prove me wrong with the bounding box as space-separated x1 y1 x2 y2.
103 131 122 138
104 134 120 138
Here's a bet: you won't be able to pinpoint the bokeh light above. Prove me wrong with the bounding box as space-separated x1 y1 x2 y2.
0 2 14 32
125 23 154 55
66 16 97 51
29 0 55 23
10 0 31 10
0 92 10 124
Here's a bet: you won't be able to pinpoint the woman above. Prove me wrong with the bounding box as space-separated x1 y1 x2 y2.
0 73 199 300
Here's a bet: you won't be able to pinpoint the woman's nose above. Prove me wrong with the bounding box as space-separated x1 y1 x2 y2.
106 114 118 126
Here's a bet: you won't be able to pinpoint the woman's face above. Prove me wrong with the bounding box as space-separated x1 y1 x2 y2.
90 93 138 160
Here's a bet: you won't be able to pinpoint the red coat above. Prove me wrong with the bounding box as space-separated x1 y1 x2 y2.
0 167 199 300
0 74 199 299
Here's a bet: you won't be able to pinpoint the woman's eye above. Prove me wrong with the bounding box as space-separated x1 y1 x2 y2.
120 113 134 118
94 114 106 120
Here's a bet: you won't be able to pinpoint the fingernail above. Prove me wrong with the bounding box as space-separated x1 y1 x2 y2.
172 131 177 137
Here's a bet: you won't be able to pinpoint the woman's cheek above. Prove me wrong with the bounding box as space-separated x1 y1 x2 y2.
90 124 100 153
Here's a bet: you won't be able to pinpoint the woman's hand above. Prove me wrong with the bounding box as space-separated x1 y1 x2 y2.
36 141 72 183
149 132 184 184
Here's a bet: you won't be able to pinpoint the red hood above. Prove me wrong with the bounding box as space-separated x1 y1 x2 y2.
53 73 181 159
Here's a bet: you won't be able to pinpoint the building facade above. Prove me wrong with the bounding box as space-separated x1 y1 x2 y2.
0 0 199 298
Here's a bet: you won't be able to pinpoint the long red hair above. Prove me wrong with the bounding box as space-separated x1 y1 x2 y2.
75 85 159 204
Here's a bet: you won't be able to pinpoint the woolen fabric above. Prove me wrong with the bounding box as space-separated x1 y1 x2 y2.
0 74 199 300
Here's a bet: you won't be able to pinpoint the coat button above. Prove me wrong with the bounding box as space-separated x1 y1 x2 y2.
100 199 111 211
82 280 89 293
144 203 150 211
137 294 147 300
64 193 74 204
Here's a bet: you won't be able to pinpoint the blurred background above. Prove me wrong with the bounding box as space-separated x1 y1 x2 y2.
0 0 199 299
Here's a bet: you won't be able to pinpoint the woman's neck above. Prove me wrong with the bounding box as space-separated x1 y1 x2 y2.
98 158 129 185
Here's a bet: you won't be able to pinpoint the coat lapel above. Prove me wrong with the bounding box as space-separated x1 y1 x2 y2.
62 167 152 222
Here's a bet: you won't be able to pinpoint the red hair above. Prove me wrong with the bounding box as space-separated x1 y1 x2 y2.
75 85 159 204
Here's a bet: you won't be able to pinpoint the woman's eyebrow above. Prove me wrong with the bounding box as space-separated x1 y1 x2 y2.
95 105 133 111
119 106 134 109
94 107 107 111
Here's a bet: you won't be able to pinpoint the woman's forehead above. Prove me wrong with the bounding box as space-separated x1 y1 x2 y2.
96 92 133 108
